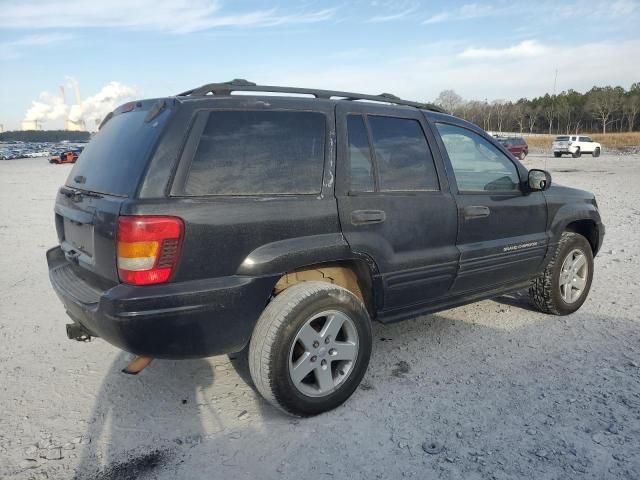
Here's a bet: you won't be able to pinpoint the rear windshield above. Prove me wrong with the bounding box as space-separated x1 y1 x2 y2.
183 110 326 196
66 105 170 197
555 136 570 141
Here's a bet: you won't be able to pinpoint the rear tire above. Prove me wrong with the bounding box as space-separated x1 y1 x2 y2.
249 281 372 416
572 148 581 158
593 147 601 157
554 152 561 158
529 232 593 315
519 151 526 160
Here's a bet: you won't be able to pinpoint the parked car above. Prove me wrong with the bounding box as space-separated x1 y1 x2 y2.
553 135 601 158
496 136 528 160
47 80 604 416
49 148 83 164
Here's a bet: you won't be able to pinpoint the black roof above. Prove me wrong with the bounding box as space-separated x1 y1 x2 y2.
177 79 444 113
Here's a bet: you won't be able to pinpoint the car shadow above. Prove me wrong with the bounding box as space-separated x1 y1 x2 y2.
72 352 273 480
72 304 571 479
493 288 540 312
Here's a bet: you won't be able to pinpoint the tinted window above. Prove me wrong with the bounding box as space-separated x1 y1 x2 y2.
436 123 520 192
368 116 439 191
185 111 325 195
579 136 591 142
556 136 569 141
347 115 375 192
66 107 171 196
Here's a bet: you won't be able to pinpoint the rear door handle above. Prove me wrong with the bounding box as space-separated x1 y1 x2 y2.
351 209 386 225
463 205 490 220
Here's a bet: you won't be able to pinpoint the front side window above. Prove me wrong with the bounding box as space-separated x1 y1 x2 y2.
579 136 592 142
184 110 325 195
368 116 439 192
436 123 520 193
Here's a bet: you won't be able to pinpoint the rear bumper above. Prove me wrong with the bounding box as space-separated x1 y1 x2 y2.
553 146 576 153
47 246 277 359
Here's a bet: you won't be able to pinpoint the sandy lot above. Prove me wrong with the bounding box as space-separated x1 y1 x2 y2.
1 153 639 480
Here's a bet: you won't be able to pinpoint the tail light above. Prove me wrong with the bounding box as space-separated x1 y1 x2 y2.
117 216 184 285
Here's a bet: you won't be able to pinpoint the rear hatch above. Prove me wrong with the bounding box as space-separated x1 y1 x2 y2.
554 136 570 148
55 99 173 285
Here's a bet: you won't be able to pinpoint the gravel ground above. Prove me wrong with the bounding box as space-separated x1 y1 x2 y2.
1 153 639 480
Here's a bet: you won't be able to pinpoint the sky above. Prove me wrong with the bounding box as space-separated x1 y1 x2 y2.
1 0 639 130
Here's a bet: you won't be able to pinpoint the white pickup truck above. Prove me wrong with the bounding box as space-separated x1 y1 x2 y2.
553 135 601 158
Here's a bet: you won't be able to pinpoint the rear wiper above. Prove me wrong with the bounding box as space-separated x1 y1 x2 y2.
60 186 103 200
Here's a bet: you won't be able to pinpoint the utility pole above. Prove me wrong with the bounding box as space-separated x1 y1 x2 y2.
552 69 558 135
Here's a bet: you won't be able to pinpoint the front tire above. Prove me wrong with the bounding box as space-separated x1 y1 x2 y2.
249 281 372 416
593 147 601 157
529 232 594 315
554 152 561 158
519 151 526 161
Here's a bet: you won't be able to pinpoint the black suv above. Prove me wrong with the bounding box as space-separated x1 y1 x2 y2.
47 80 604 416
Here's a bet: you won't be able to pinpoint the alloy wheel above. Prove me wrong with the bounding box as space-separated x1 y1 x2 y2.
288 310 359 397
559 248 588 304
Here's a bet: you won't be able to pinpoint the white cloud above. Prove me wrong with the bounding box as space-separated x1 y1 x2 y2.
0 1 336 34
22 79 137 130
459 40 549 59
263 39 640 104
608 0 639 16
423 12 450 24
367 7 417 23
0 33 73 59
424 3 496 24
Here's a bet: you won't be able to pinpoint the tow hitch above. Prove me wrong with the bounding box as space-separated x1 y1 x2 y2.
66 323 92 342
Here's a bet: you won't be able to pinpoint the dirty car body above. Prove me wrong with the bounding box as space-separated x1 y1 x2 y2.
47 81 604 415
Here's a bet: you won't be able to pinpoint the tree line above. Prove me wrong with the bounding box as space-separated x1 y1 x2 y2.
0 130 91 143
434 83 640 135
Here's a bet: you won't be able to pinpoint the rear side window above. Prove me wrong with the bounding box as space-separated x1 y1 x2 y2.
184 111 326 195
368 116 439 192
347 115 375 192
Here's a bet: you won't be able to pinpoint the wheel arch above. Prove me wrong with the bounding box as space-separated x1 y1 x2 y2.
236 234 380 318
564 219 601 255
272 260 378 319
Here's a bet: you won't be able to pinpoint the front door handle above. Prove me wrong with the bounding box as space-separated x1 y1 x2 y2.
351 209 386 225
463 205 490 220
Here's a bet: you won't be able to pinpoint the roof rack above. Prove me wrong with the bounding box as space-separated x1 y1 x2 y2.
177 79 444 113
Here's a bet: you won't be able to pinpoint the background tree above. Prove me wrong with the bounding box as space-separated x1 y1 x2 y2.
586 86 621 134
492 100 508 132
622 91 640 132
435 90 463 115
512 100 528 134
426 82 639 134
526 105 540 133
541 94 556 134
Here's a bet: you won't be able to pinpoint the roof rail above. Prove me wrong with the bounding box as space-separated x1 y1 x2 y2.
177 79 444 113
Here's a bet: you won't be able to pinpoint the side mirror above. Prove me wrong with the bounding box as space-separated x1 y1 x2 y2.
528 169 551 191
